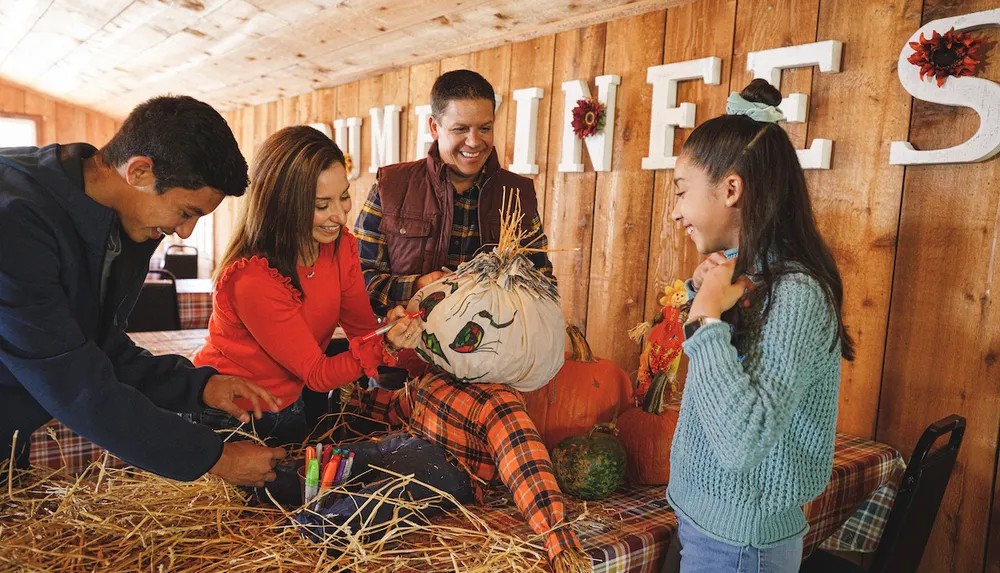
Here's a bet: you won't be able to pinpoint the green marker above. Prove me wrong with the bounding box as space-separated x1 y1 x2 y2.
305 458 320 503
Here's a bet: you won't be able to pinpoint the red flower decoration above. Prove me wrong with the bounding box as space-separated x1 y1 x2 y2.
908 27 984 87
571 97 606 139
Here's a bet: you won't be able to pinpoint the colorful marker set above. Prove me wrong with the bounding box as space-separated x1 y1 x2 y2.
304 443 355 509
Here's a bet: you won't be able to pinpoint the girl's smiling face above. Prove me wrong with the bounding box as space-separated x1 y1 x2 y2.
671 154 743 254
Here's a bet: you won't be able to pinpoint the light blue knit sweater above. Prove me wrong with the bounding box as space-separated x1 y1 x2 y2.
666 270 842 548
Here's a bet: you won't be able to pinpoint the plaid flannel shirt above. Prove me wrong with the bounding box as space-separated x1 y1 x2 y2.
350 373 583 563
354 175 554 313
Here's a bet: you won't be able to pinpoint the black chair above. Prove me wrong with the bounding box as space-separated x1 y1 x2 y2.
163 244 199 279
800 414 966 573
126 269 182 332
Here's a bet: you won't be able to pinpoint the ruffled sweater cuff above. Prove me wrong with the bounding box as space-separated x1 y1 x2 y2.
348 335 398 378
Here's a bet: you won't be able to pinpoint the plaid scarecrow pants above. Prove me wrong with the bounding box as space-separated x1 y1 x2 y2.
350 372 583 563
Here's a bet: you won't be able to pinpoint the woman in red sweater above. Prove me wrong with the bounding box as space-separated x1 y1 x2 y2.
193 126 420 445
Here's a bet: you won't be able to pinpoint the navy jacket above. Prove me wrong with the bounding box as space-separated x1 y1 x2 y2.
0 144 223 481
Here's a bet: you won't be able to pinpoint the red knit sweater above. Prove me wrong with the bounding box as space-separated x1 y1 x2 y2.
193 233 395 411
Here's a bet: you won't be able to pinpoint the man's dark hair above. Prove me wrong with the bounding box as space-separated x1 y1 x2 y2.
430 70 495 119
98 95 249 197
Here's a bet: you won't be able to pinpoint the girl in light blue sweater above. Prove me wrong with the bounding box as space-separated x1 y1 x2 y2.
666 79 855 573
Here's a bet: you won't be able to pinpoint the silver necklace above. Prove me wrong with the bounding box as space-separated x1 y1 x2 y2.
304 248 318 278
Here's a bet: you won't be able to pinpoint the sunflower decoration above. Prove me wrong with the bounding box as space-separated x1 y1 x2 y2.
342 152 354 174
907 27 985 87
571 97 607 139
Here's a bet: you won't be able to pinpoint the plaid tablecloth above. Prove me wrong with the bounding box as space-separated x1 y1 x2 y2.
176 279 213 330
142 278 213 329
439 433 904 573
443 484 678 573
28 330 905 571
128 328 208 358
812 434 906 554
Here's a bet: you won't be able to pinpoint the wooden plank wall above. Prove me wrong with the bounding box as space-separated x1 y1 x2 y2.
216 1 999 569
0 78 119 147
881 1 1000 572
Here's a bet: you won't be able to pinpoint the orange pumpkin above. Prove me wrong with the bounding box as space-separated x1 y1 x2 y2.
617 371 680 485
523 326 633 451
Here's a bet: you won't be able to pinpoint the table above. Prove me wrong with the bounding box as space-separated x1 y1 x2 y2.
131 328 208 358
442 434 904 573
28 330 905 571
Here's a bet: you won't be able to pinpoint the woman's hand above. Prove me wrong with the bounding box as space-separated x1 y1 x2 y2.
689 259 752 321
384 305 422 350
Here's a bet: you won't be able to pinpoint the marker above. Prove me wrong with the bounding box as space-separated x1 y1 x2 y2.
323 448 339 476
315 443 323 465
316 460 339 510
321 444 333 468
304 458 320 504
333 450 348 484
340 451 356 482
326 451 342 483
328 450 347 470
305 445 315 469
321 459 339 489
360 310 424 343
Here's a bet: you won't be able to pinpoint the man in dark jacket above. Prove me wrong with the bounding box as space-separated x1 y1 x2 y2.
0 95 286 486
354 69 554 315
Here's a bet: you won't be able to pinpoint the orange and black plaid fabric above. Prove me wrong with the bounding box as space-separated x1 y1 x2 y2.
351 372 583 563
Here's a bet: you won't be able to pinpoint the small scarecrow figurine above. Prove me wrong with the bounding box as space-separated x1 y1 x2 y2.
630 279 690 404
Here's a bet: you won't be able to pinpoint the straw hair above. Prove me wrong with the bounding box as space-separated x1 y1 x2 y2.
455 187 560 302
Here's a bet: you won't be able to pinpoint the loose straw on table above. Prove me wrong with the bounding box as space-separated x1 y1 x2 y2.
1 429 590 572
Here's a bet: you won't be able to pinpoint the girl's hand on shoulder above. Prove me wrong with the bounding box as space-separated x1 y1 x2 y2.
691 251 729 291
690 259 753 319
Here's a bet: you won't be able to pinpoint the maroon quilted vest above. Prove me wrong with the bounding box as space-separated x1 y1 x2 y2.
375 141 539 276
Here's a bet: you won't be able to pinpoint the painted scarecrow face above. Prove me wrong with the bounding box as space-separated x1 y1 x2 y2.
406 269 565 392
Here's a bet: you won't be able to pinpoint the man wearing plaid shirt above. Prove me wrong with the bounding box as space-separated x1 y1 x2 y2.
354 69 553 315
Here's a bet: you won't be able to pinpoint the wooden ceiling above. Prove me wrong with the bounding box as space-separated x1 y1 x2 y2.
0 0 689 118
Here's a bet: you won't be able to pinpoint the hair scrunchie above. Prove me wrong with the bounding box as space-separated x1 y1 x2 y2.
725 92 785 123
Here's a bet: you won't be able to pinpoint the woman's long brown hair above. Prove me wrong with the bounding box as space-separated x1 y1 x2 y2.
216 125 345 296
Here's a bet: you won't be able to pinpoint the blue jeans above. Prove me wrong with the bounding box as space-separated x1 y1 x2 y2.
676 515 803 573
196 395 307 448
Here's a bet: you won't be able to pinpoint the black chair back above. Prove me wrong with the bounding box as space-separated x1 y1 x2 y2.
164 244 199 279
126 269 181 332
870 415 966 573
